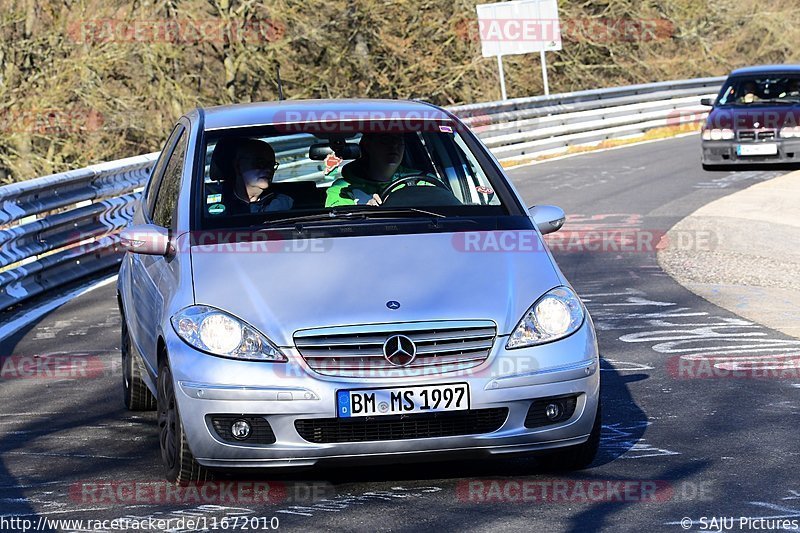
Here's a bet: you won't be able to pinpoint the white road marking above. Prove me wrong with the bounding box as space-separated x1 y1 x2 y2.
601 360 654 372
0 481 64 490
3 451 141 460
601 422 681 459
586 289 800 363
0 507 111 518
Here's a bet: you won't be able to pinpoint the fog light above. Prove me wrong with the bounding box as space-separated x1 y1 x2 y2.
231 419 251 440
545 403 562 421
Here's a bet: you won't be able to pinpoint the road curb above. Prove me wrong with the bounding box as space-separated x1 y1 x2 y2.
657 169 800 340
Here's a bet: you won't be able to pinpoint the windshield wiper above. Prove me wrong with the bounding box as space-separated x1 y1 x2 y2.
747 99 796 105
367 207 447 219
256 207 446 229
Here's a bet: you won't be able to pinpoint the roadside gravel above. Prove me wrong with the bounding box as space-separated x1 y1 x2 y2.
658 169 800 339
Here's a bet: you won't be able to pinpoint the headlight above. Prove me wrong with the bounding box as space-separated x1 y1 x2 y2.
781 126 800 138
171 306 287 362
506 286 585 349
703 128 734 141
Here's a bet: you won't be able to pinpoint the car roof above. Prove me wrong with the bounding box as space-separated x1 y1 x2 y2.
200 99 453 131
729 64 800 77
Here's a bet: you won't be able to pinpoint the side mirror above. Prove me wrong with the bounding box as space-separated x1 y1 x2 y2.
529 205 566 235
119 224 170 255
700 98 714 107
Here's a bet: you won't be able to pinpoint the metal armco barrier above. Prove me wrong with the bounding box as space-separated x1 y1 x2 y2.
452 76 724 161
0 154 157 310
0 77 724 312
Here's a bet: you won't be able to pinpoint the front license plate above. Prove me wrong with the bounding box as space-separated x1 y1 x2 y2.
337 383 470 418
737 143 778 156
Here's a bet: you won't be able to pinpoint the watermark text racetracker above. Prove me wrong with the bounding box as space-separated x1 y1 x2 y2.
71 480 333 505
450 229 717 254
455 17 674 43
0 352 118 381
0 515 279 532
457 479 713 504
273 110 463 135
120 229 332 254
667 353 800 380
0 107 104 135
66 18 285 44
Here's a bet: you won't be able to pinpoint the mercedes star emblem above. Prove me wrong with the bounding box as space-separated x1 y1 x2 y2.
383 335 417 367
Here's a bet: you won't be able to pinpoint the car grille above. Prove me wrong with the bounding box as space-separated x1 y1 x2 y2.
738 130 777 141
295 408 509 443
294 321 496 377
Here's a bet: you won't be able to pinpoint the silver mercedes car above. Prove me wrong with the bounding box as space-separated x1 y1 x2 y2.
116 99 601 483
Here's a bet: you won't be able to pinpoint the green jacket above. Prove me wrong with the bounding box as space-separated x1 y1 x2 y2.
325 164 420 207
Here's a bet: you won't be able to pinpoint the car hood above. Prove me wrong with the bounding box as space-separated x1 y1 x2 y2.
189 230 562 347
707 106 800 129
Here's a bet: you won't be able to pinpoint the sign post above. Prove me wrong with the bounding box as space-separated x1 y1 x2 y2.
497 56 508 100
476 0 561 100
540 49 550 95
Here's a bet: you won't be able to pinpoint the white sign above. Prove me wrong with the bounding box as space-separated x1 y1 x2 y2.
476 0 562 58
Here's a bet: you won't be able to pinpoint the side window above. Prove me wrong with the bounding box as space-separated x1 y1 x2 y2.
152 129 188 229
144 125 183 218
451 133 501 206
718 83 735 106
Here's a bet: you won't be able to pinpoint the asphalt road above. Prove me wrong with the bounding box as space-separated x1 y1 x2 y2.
2 135 799 533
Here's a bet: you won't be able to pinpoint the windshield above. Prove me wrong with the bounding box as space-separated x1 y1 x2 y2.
195 121 523 233
717 75 800 106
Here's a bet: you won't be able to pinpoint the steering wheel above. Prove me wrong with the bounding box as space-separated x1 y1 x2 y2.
380 173 451 204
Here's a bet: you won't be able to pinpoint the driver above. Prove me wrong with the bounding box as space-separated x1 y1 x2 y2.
325 133 421 207
739 81 758 104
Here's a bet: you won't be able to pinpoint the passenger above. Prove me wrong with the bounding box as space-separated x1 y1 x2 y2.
229 139 293 213
325 133 419 207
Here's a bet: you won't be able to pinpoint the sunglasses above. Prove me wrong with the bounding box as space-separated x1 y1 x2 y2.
242 158 280 172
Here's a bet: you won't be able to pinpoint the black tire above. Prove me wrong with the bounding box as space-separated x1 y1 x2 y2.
157 359 212 484
543 400 602 471
121 317 156 411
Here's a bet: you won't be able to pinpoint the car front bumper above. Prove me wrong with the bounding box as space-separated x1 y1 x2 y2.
166 319 601 469
702 139 800 165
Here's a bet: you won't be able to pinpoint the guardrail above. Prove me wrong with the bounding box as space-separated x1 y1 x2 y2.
452 76 724 161
0 76 723 312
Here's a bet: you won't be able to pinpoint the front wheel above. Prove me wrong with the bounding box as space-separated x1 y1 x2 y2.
543 400 602 471
157 360 212 484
